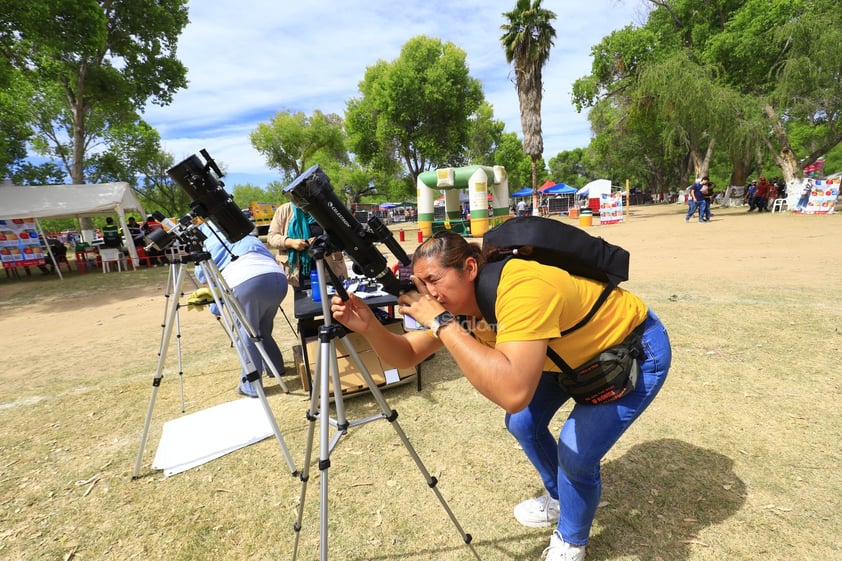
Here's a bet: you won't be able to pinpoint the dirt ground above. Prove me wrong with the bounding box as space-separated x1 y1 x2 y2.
1 202 840 561
2 203 837 369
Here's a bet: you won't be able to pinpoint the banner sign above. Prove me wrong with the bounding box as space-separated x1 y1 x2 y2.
599 193 624 225
793 178 838 214
0 218 46 269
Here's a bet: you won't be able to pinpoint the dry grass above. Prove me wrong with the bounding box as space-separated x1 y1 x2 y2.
0 204 840 561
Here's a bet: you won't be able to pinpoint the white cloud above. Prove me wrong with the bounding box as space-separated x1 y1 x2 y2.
144 0 644 187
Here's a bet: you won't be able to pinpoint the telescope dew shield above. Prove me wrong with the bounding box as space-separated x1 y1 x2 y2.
284 165 405 296
167 152 254 243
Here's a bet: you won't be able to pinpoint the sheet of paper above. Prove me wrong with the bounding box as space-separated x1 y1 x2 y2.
384 368 401 384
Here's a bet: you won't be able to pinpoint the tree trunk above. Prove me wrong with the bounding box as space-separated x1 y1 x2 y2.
763 104 802 184
71 63 94 236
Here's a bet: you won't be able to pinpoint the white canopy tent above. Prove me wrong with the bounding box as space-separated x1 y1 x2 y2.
578 179 612 198
0 182 146 277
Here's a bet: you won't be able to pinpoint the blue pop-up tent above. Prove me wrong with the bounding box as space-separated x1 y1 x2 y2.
510 187 534 197
543 183 577 195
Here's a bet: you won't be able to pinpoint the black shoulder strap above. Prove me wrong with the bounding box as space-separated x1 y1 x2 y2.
559 281 615 336
475 257 616 372
475 257 508 328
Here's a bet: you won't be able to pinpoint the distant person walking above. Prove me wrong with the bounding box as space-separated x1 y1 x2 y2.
685 177 708 223
753 177 772 212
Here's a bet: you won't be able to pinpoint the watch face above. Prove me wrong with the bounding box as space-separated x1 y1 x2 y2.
432 311 455 337
436 311 454 323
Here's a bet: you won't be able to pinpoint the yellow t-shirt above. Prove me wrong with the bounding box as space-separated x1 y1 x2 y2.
472 259 648 370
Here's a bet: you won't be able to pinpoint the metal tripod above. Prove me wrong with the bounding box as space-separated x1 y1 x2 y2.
155 257 200 414
290 250 481 561
132 248 297 479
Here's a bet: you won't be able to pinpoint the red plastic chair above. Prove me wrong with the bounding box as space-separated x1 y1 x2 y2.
134 247 154 268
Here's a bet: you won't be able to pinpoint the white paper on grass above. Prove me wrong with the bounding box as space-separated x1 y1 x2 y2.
152 397 273 477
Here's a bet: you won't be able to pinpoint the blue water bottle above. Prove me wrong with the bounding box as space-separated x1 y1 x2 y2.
310 268 321 302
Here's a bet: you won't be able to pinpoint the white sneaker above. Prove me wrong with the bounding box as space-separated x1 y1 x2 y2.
541 531 586 561
513 491 560 528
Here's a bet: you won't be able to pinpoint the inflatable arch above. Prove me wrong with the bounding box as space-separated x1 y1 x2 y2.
416 165 509 238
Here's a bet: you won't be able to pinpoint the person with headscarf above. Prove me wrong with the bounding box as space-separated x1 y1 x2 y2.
266 202 347 289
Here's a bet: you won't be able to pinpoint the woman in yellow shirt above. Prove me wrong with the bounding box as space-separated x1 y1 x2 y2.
330 230 671 561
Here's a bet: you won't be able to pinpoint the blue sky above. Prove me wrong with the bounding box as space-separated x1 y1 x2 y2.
143 0 646 189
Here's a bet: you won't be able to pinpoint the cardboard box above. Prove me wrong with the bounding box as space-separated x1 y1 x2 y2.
300 321 416 395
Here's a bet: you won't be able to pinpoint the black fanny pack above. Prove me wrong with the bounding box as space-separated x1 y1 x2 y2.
548 324 646 406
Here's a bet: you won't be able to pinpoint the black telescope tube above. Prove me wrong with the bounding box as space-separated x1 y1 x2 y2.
284 165 408 296
167 152 255 244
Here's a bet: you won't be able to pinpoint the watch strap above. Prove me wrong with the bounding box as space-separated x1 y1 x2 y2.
431 311 456 338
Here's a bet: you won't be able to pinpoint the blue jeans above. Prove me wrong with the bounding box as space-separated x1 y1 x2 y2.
505 310 671 545
231 272 288 385
685 200 697 220
698 199 709 222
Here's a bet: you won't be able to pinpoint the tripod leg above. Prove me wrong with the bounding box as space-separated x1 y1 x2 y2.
341 337 482 560
291 345 322 561
246 371 298 475
318 333 333 561
133 264 189 479
292 257 480 560
172 267 187 413
197 259 297 474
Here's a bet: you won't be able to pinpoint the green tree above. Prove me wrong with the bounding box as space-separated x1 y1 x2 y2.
574 0 842 189
548 148 595 188
467 101 506 166
11 161 66 186
232 184 270 210
264 180 287 203
85 120 163 185
0 72 32 178
345 35 484 188
703 0 842 181
2 0 189 229
250 110 348 183
134 151 192 218
494 132 540 192
501 0 557 213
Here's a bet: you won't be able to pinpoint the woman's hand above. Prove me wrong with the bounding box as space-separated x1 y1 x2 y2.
287 238 310 251
330 293 375 334
397 275 446 328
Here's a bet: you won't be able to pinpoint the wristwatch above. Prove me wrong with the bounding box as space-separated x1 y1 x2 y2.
429 311 456 338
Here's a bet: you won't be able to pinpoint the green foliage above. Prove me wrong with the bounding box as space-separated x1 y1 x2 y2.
345 36 484 185
250 110 348 183
0 72 33 176
84 120 163 186
467 101 506 166
264 180 287 203
11 161 66 186
133 151 192 218
232 185 270 210
547 148 595 188
3 0 189 184
572 0 842 187
494 132 541 192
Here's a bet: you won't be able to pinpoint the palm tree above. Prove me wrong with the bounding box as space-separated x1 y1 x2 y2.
501 0 557 215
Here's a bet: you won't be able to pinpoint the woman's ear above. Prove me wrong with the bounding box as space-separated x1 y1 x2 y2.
464 256 479 281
